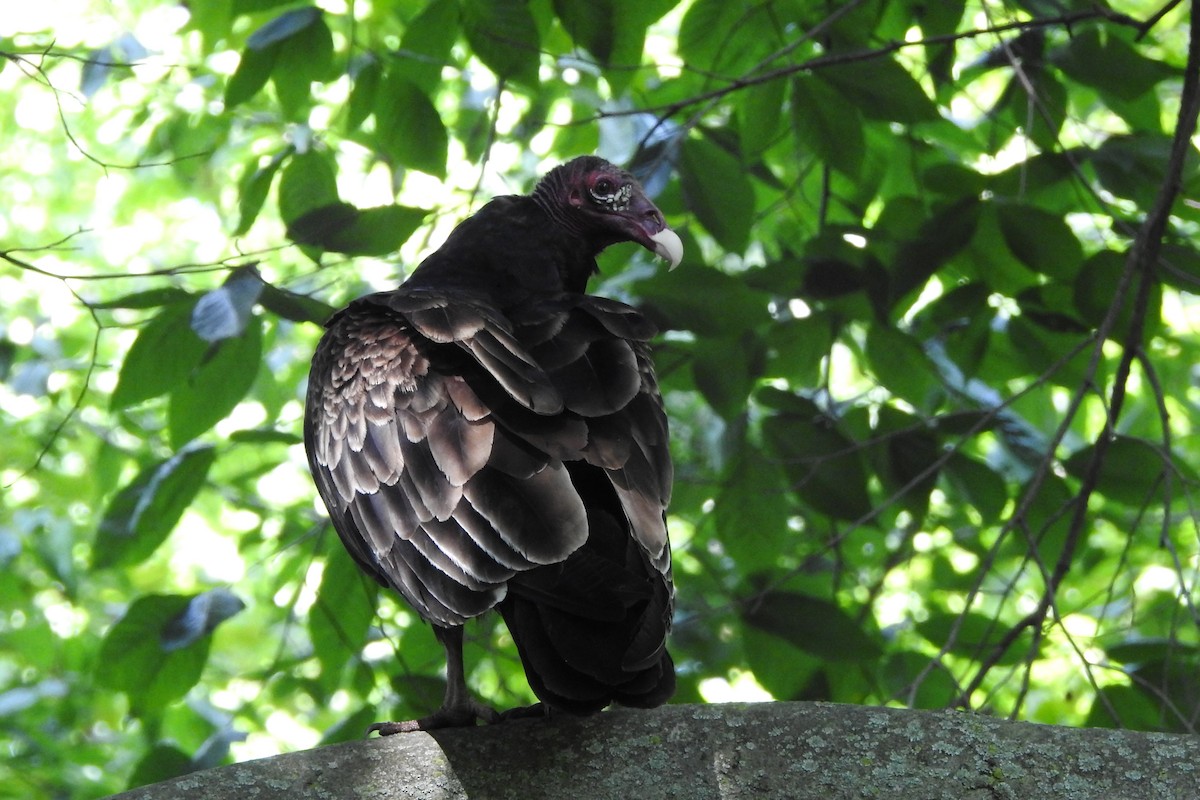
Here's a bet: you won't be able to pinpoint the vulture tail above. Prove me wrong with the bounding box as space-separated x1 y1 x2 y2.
498 463 674 714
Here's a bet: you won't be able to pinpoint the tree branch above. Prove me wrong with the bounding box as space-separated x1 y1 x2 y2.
954 1 1200 703
106 703 1200 800
589 8 1144 124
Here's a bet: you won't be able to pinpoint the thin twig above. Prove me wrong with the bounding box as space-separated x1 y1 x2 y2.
590 8 1143 125
952 2 1200 705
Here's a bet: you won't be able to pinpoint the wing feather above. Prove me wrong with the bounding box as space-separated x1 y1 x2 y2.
451 499 539 571
427 405 494 487
304 287 674 685
359 421 403 484
396 430 461 521
463 465 588 564
550 338 640 416
466 329 562 413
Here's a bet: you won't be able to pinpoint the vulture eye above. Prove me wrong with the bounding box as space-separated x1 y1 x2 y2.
589 177 632 211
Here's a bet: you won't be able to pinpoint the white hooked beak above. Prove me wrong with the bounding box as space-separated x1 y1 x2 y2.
650 228 684 270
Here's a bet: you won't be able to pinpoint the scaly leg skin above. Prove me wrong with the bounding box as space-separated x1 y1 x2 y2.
368 626 500 736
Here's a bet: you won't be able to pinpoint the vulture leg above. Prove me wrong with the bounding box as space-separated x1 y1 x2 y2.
367 626 500 735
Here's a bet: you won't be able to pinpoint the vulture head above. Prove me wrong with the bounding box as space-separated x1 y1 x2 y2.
533 156 683 270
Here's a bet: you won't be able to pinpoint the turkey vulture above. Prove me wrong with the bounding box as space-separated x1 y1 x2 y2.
303 156 682 733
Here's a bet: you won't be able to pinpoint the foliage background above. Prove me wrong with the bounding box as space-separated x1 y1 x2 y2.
2 0 1198 796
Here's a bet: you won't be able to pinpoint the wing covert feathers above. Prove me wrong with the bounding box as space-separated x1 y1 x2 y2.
304 290 674 708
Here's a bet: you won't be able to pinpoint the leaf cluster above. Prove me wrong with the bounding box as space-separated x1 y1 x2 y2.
1 0 1199 796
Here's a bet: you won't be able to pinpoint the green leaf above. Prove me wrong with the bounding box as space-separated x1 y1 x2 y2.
1106 639 1200 665
160 589 245 651
278 149 339 223
348 205 429 254
553 0 614 63
1006 315 1096 390
90 288 192 310
791 74 865 176
168 316 264 448
679 136 755 253
95 594 216 714
271 12 333 119
764 314 833 388
188 0 233 54
818 57 939 125
917 0 965 88
1063 435 1195 509
988 151 1076 205
1010 69 1067 152
286 202 428 256
93 447 217 569
1084 684 1170 731
737 78 786 159
942 452 1008 523
678 0 738 69
246 6 321 49
678 0 773 75
232 0 295 13
461 0 540 86
128 745 195 790
606 0 676 90
917 611 1029 666
1053 25 1176 102
1090 134 1199 210
224 44 277 110
228 428 303 445
762 397 872 521
922 163 988 197
1013 473 1075 568
635 253 768 336
394 0 459 92
912 282 992 377
345 56 382 133
996 202 1082 280
1073 249 1161 345
691 334 761 419
888 197 980 310
110 300 208 410
873 407 940 518
235 149 289 236
143 112 230 183
258 283 336 325
310 550 378 696
1126 654 1200 733
879 650 960 709
715 453 790 572
742 590 882 662
1158 242 1200 290
743 626 819 700
798 256 869 300
865 325 939 407
320 705 382 746
375 74 449 178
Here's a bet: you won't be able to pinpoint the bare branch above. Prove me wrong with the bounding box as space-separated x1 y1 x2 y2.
951 2 1200 703
589 8 1145 125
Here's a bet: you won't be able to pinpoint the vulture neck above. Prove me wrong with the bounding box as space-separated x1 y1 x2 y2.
404 195 599 305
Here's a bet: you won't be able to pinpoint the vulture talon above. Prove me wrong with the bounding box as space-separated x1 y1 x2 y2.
305 156 680 730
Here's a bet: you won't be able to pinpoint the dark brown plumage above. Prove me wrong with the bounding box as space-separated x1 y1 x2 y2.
303 156 682 732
